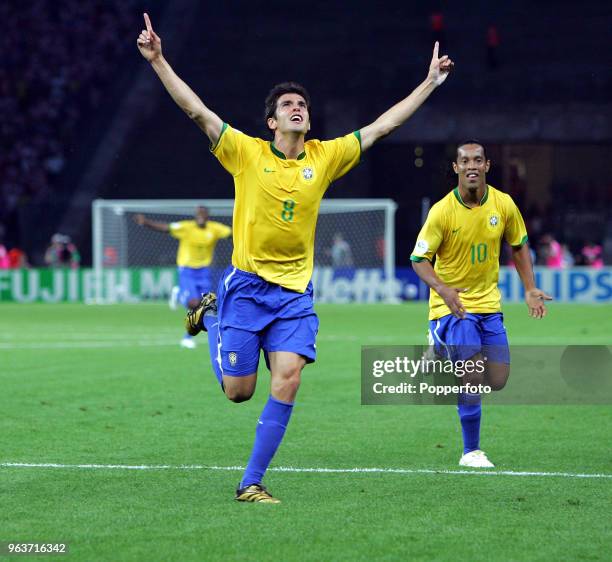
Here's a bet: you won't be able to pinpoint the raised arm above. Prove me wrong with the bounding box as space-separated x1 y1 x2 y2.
133 214 170 233
511 243 552 318
137 13 223 145
359 42 453 152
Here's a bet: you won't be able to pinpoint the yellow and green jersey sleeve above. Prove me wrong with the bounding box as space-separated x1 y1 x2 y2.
411 185 528 320
168 220 188 240
319 131 362 182
503 198 529 247
212 125 361 292
409 203 445 263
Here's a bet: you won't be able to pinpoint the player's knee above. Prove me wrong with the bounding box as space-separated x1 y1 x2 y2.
227 394 251 403
223 378 256 403
486 364 510 391
489 377 509 391
225 388 254 403
272 366 302 396
284 375 301 397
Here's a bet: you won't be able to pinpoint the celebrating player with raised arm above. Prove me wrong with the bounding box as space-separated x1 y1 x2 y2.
133 207 231 348
138 12 453 503
411 140 552 468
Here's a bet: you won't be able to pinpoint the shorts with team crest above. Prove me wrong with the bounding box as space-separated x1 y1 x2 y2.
216 267 319 376
428 312 510 364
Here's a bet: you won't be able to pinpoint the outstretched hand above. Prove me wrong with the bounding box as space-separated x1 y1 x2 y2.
137 13 162 62
439 286 468 319
428 42 454 86
525 289 553 319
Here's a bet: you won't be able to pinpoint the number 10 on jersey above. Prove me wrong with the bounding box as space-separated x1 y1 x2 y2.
470 242 488 264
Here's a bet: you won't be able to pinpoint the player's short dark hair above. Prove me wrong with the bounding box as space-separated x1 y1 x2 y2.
456 139 487 160
264 82 311 132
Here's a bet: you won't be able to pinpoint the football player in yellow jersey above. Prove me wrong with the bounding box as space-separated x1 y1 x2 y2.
138 12 453 502
411 141 552 468
133 207 231 348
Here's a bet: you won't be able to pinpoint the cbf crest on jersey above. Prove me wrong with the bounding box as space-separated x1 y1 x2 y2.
487 211 501 231
301 167 314 181
229 352 238 366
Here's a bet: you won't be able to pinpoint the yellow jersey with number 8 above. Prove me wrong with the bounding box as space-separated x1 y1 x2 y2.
410 185 528 320
212 124 361 292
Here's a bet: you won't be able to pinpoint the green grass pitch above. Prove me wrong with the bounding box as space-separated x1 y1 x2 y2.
1 302 611 561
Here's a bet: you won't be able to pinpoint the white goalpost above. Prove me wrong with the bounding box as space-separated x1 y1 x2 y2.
91 198 397 303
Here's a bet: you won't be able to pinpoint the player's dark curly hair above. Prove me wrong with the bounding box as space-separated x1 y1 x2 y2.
264 82 311 134
457 139 487 160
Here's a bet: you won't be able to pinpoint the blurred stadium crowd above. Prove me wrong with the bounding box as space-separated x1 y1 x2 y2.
0 1 609 268
0 0 140 251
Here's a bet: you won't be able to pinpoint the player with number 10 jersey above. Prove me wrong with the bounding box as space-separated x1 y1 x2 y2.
411 141 551 469
413 183 528 320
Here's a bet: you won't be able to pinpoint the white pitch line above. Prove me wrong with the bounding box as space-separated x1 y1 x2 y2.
1 462 610 479
0 341 178 350
0 334 407 350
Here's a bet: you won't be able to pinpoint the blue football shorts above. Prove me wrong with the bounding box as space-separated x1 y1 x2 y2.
177 266 212 307
215 267 319 377
428 312 510 364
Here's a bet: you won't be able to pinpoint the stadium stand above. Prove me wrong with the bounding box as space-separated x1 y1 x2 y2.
1 0 610 265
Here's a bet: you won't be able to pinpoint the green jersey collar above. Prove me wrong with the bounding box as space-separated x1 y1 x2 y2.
453 185 489 208
270 142 306 161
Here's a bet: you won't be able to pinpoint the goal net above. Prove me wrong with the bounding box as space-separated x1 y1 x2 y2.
91 198 397 303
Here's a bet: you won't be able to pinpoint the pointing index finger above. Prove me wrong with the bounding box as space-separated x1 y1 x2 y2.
144 12 153 32
432 41 439 60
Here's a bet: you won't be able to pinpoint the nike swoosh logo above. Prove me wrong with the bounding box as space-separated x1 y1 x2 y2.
264 168 275 173
452 228 461 234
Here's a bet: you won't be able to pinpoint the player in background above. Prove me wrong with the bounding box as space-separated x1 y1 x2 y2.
133 206 231 349
137 12 453 502
411 141 552 467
